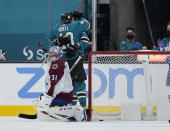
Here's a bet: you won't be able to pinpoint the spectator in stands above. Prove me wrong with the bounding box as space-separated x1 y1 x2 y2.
0 47 6 61
153 22 170 51
120 26 142 51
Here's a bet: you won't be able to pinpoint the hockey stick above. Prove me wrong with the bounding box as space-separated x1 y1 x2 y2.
18 56 82 119
69 56 82 72
18 113 37 119
77 0 86 12
142 0 155 46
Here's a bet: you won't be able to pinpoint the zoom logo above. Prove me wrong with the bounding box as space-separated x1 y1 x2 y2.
86 68 144 99
16 67 45 98
17 67 145 99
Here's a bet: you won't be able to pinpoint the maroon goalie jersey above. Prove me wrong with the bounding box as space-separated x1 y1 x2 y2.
45 59 73 103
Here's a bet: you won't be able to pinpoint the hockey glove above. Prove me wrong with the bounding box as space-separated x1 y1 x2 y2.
71 11 84 20
65 44 80 57
67 43 80 50
57 36 71 46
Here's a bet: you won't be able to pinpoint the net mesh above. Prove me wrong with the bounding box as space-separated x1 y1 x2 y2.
92 54 169 64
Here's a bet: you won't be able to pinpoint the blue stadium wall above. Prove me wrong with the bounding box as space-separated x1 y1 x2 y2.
0 0 91 61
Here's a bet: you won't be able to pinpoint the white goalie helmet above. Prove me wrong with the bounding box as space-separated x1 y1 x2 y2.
46 46 62 63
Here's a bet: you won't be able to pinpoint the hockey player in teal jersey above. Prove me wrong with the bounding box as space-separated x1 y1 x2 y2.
49 11 90 108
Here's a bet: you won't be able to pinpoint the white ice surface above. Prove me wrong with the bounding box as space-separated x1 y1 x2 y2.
0 117 170 131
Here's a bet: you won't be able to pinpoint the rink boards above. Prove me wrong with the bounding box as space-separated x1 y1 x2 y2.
0 62 170 116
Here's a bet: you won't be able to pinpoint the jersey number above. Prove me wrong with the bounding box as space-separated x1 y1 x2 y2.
60 32 75 45
51 75 57 81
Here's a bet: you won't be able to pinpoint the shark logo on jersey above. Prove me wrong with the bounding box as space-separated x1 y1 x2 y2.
23 46 33 60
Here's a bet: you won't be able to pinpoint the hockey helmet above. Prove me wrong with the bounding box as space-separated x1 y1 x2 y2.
47 46 62 63
61 13 73 24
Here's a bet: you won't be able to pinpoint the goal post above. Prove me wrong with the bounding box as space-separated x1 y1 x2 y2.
88 51 170 121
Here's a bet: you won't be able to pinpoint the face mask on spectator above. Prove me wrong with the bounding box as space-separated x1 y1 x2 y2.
127 34 134 40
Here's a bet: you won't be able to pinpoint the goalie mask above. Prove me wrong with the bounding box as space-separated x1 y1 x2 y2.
46 46 62 63
61 13 73 24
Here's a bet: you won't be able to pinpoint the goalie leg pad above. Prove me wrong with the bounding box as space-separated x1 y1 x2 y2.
37 110 74 122
37 105 86 122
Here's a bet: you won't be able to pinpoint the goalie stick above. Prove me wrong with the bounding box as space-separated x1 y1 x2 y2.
18 113 37 119
19 42 44 119
18 56 82 119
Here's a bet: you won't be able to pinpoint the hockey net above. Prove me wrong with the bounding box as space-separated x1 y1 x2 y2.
88 51 170 121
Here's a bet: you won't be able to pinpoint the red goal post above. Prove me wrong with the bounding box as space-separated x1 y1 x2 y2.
88 51 170 121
